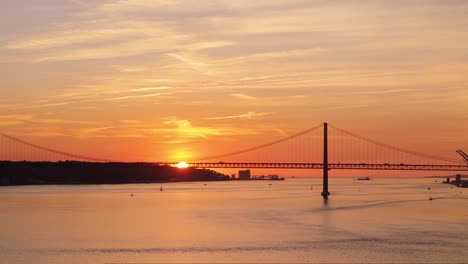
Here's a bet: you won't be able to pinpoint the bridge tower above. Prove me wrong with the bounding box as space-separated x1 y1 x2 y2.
321 122 330 199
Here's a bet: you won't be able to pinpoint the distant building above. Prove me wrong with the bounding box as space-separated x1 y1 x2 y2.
268 175 279 180
238 169 251 180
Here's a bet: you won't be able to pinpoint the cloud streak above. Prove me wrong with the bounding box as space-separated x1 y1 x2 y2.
205 111 273 120
0 115 34 127
230 94 256 100
158 117 261 143
335 89 421 95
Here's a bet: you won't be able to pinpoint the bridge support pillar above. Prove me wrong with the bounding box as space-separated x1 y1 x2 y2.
321 122 330 199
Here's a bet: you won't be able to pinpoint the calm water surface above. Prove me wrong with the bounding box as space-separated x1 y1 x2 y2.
1 178 467 263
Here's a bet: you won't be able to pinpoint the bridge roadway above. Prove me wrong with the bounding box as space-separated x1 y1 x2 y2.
156 162 468 171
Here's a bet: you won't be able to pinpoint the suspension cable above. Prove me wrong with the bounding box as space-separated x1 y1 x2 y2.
1 133 113 162
329 125 463 164
194 124 323 161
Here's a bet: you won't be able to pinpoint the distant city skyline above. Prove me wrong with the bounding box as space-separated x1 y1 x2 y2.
1 0 467 166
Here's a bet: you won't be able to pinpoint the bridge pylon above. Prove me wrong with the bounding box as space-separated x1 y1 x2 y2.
321 122 330 199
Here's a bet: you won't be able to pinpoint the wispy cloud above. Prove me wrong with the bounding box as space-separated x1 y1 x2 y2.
205 111 273 120
54 86 171 99
4 15 234 62
221 48 326 65
125 86 170 92
104 92 165 101
5 27 145 50
31 118 98 125
69 0 90 9
157 117 260 143
0 115 34 127
10 91 172 110
230 93 256 100
73 126 115 139
335 89 421 95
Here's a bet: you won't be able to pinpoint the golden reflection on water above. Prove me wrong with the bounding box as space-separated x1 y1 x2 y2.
0 178 467 263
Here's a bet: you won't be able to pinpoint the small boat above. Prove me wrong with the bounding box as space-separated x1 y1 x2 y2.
357 177 371 181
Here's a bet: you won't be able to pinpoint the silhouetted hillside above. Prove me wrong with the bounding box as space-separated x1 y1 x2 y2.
0 161 229 185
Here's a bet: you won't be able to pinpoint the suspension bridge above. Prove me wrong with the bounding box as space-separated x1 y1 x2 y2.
1 122 467 198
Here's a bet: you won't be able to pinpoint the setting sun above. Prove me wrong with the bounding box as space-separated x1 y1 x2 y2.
176 162 189 169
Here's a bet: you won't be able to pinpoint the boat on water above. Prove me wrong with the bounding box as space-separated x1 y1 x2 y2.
357 177 371 181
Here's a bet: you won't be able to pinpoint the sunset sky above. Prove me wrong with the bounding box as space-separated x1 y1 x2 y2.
1 0 467 165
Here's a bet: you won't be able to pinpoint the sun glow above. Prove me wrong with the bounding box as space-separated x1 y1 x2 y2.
176 161 189 169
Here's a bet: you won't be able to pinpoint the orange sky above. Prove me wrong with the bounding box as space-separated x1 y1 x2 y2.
0 0 467 174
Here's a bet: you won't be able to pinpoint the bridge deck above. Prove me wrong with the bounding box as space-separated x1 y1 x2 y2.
156 162 468 171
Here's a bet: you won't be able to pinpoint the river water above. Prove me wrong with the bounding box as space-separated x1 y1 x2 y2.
0 178 467 263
